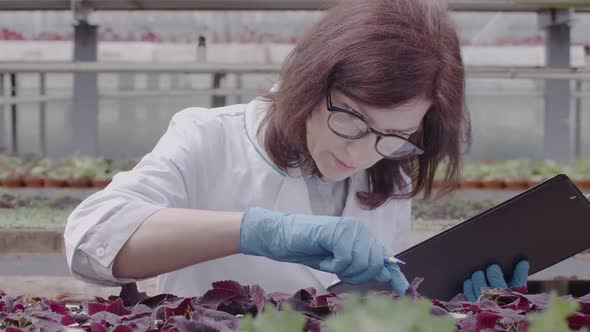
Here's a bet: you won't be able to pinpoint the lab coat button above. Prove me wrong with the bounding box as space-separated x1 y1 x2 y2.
96 247 105 257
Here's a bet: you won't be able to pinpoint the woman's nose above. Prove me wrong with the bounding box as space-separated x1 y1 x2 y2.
345 134 378 162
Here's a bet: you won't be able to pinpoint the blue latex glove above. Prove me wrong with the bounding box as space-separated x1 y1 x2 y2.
385 264 411 297
238 207 410 295
463 260 530 302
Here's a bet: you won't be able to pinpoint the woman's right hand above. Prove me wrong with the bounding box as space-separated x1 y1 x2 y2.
238 207 410 296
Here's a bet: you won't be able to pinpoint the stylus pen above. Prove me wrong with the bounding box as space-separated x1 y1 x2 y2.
384 257 406 265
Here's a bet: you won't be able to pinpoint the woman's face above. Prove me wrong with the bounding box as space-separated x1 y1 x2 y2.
306 89 431 182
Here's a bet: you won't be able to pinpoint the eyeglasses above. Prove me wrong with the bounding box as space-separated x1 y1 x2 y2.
326 92 424 160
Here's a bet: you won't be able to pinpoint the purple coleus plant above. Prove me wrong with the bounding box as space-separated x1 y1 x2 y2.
0 280 344 331
2 278 590 331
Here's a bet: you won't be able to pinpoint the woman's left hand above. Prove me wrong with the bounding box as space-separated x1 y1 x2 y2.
463 260 529 302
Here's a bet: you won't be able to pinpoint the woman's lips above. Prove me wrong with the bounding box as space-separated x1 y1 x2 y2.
332 153 356 170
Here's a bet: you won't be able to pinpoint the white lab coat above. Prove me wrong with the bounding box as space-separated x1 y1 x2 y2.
64 95 412 298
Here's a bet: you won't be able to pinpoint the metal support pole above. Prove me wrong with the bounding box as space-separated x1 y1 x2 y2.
39 72 47 156
539 9 573 162
574 80 582 159
212 73 226 108
118 72 136 152
0 73 4 153
146 73 162 137
236 74 243 104
72 20 99 156
10 73 17 154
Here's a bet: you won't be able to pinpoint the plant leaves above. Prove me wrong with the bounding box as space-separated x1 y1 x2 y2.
240 303 306 332
527 294 579 332
324 295 455 332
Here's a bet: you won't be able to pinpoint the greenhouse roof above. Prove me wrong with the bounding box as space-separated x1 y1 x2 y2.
0 0 589 11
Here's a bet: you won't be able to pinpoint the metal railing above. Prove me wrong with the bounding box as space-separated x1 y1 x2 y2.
0 62 589 156
0 0 589 11
1 63 590 106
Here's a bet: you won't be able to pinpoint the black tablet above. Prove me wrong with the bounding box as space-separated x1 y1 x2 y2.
327 174 590 301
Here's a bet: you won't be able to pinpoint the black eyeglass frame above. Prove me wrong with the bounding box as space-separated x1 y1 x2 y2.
326 91 425 160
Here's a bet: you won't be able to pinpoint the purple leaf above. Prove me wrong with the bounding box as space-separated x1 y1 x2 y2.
510 286 528 294
309 294 329 309
118 317 153 332
293 288 316 302
163 298 194 320
517 293 551 311
475 311 502 330
310 294 341 315
432 295 468 313
457 313 477 331
217 300 252 316
90 322 109 332
405 277 424 299
502 297 531 312
568 313 590 330
121 304 152 322
29 310 65 323
1 296 15 313
106 298 132 316
250 284 266 314
112 325 135 332
90 311 124 327
198 289 241 310
85 301 108 315
160 316 228 332
47 300 68 315
267 291 291 306
429 305 450 317
61 314 77 326
93 296 111 304
4 328 24 332
71 313 90 325
283 298 322 320
139 294 178 309
193 306 238 329
474 299 528 326
212 280 249 297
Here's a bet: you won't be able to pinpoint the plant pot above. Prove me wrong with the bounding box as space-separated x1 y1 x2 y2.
503 180 528 190
482 180 505 189
525 179 543 188
459 180 482 189
91 178 112 188
2 177 24 187
67 178 90 188
574 179 590 189
44 178 66 188
23 176 45 188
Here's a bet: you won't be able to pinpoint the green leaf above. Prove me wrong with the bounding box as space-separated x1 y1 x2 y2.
528 293 579 332
239 303 306 332
324 295 455 332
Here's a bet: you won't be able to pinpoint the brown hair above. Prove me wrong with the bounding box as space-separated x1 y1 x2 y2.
260 0 471 209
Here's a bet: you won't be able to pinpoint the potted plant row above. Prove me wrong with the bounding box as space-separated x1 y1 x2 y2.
0 155 136 189
433 159 590 190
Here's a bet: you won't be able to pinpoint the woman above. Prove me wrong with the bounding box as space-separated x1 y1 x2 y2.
65 0 528 301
